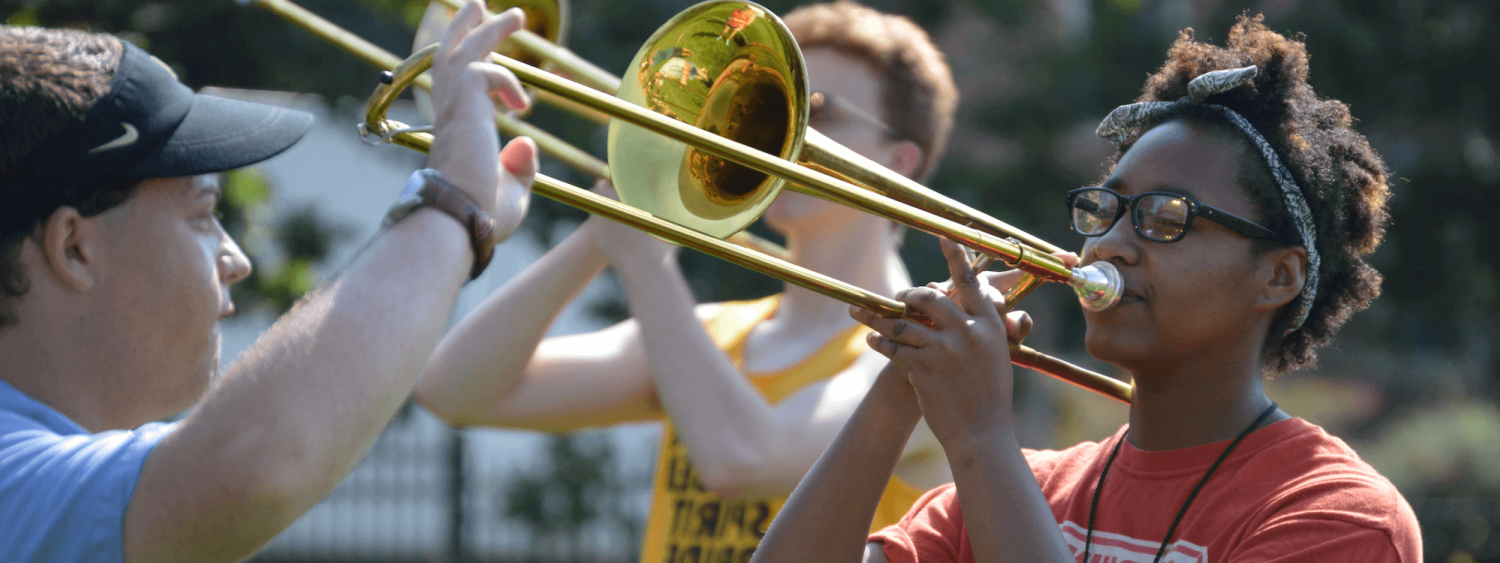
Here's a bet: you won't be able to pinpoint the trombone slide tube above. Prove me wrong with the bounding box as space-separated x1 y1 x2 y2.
797 129 1062 255
376 121 1131 405
362 46 1132 405
471 47 1118 306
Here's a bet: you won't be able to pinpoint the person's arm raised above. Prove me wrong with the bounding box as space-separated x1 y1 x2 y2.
593 213 942 498
855 239 1073 563
751 360 924 563
416 204 614 429
121 3 537 562
417 181 704 432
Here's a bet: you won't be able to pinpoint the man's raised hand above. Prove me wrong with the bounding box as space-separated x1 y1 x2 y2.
426 0 538 241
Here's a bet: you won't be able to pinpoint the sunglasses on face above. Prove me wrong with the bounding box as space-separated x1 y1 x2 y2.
1066 186 1282 243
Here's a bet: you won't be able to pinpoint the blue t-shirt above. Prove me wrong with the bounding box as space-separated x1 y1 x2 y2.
0 379 175 562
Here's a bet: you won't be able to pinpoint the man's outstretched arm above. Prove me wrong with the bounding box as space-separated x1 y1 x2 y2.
121 3 537 562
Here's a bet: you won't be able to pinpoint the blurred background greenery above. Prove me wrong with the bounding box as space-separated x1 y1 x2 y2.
5 0 1496 560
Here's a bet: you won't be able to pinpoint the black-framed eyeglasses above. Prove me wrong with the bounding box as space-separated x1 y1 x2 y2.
1066 186 1282 243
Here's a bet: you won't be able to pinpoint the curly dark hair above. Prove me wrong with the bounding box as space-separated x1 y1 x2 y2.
0 26 131 328
1106 15 1391 374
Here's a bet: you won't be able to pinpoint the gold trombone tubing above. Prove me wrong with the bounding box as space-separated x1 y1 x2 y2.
418 0 1058 305
365 44 1132 404
246 0 783 257
244 0 599 174
253 0 1064 297
251 0 1130 403
424 47 1104 302
427 0 619 94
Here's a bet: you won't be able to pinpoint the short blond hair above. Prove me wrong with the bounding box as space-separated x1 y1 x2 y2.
785 2 958 181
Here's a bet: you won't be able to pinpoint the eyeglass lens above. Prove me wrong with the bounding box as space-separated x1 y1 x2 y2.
1070 189 1192 242
1135 195 1189 241
1070 190 1119 235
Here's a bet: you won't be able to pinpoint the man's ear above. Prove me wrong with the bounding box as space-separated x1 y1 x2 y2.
887 140 923 178
39 207 100 292
1256 245 1309 312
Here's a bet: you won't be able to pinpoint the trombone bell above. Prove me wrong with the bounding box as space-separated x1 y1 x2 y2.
346 0 1134 405
609 2 806 238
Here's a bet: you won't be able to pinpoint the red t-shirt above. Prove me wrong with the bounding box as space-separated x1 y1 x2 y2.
871 418 1420 563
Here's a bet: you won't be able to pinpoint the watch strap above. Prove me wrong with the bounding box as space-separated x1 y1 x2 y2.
391 169 496 280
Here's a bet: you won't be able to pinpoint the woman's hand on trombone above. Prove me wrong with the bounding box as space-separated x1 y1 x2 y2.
850 239 1079 450
425 0 539 240
848 239 1082 563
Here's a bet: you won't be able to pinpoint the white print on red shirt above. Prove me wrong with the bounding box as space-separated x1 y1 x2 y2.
1060 520 1209 563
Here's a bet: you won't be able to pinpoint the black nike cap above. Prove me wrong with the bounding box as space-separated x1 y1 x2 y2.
2 39 313 235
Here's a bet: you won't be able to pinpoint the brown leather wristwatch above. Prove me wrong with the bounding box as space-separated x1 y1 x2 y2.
383 169 496 280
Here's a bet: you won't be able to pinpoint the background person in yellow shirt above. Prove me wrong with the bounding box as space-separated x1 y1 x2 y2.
417 2 959 560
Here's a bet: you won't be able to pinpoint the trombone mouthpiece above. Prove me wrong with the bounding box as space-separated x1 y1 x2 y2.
1070 261 1123 311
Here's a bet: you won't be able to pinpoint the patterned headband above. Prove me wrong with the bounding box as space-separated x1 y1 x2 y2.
1095 66 1319 333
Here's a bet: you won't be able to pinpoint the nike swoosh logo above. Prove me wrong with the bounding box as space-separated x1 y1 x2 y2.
88 122 139 154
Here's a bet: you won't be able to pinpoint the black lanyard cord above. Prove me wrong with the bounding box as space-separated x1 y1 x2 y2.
1081 402 1279 563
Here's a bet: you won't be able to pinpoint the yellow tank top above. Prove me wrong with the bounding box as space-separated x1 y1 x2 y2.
638 296 925 563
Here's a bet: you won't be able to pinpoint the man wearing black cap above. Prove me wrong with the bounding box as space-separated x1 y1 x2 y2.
0 2 536 561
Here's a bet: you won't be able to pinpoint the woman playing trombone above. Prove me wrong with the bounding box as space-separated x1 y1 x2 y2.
753 16 1420 563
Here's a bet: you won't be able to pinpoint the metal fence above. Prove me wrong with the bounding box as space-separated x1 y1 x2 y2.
247 407 1496 563
250 407 653 563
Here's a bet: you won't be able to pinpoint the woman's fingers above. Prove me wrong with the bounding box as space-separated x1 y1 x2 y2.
865 332 918 367
850 305 936 349
454 9 529 111
898 286 972 331
1004 310 1032 343
939 238 996 318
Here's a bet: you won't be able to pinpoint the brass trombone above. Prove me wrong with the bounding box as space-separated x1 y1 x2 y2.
254 0 1132 403
411 0 1098 309
245 0 788 258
